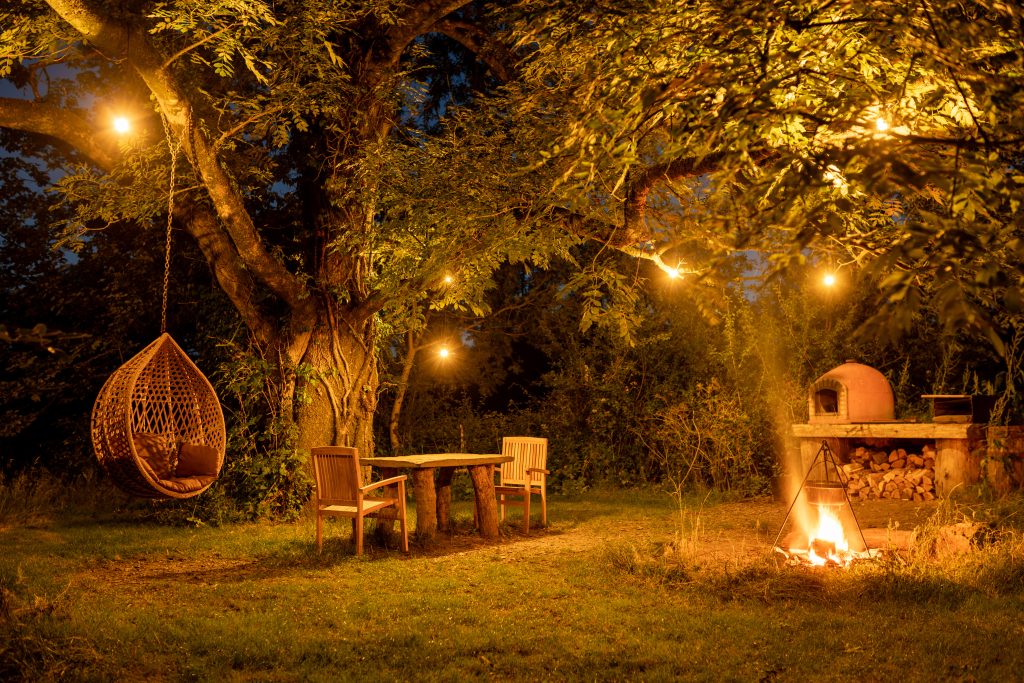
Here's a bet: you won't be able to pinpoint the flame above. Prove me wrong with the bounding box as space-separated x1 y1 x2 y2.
806 505 850 566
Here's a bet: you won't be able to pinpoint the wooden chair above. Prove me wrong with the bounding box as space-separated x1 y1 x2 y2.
311 446 409 555
495 436 549 533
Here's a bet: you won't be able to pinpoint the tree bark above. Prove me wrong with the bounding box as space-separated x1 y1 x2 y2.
469 464 500 539
411 469 438 542
291 305 379 457
436 466 455 533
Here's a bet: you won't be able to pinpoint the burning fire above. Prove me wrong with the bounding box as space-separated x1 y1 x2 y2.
806 505 850 566
774 476 878 568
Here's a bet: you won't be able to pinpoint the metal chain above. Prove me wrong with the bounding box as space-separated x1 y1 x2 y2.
159 114 181 335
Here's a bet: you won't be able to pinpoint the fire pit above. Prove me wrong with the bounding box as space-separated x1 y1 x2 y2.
774 441 874 567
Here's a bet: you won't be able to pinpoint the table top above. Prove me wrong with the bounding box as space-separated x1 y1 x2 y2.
361 453 512 468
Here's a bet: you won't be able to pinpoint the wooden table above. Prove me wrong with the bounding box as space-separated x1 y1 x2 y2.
362 453 513 541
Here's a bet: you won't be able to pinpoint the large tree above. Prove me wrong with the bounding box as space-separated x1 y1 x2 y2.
2 0 1023 466
0 0 548 457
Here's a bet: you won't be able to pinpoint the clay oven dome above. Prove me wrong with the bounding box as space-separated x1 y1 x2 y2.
808 360 895 424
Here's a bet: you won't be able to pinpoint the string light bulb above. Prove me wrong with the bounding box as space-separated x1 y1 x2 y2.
823 273 837 287
438 345 450 359
875 117 890 132
113 116 131 134
666 267 680 279
443 274 453 285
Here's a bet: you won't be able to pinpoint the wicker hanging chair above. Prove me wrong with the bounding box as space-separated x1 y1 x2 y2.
91 333 226 499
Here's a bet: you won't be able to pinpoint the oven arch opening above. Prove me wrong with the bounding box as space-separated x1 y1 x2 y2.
814 389 840 415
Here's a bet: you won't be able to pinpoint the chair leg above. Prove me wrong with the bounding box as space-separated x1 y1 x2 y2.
499 494 505 521
316 512 323 552
523 490 531 534
399 497 409 553
355 515 364 556
541 487 547 526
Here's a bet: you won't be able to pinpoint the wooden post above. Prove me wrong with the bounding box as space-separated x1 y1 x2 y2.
411 468 437 542
468 464 500 539
799 438 846 480
935 436 983 496
436 466 454 533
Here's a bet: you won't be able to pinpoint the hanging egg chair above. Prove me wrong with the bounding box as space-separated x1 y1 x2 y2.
91 333 226 500
90 115 226 500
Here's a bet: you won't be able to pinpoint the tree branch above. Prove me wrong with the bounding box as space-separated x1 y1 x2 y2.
389 329 418 453
161 23 236 70
540 205 638 249
214 105 286 150
624 153 729 239
0 100 279 345
178 204 278 346
44 0 310 320
433 19 517 83
383 0 473 67
0 97 117 169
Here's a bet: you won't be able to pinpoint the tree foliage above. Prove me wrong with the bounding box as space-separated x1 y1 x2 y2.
3 0 1024 509
498 0 1024 346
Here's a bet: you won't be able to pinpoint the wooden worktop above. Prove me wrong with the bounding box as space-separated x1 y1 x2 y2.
792 422 985 439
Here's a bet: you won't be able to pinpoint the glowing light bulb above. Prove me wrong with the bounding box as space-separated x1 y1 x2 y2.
667 267 680 279
438 346 450 359
443 274 453 285
875 117 889 132
823 273 837 287
113 116 131 134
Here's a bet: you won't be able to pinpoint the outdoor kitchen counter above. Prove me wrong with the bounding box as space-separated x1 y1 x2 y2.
362 453 513 541
791 422 987 497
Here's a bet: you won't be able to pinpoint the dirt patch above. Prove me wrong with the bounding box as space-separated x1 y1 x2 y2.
417 497 946 567
75 555 288 591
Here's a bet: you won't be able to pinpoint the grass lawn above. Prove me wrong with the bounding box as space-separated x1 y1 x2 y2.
3 487 1024 681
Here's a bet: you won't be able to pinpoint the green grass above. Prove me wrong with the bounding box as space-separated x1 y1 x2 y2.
3 486 1024 681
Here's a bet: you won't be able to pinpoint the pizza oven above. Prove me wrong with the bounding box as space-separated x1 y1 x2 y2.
808 360 895 424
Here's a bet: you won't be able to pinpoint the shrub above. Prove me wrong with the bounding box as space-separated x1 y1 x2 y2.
0 471 64 526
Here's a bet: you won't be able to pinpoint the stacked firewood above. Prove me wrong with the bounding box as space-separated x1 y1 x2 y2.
841 445 937 501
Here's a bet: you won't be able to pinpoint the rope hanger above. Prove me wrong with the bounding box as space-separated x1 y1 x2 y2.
159 113 182 334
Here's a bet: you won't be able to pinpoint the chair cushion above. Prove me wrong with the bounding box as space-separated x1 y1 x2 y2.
159 475 216 494
176 443 220 478
133 432 176 479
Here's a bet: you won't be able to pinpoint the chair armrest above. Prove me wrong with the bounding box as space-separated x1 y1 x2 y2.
527 468 550 475
361 475 407 494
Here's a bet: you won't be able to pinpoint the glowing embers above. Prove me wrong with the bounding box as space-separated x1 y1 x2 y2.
773 441 876 568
